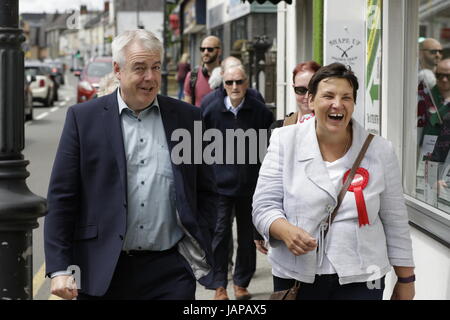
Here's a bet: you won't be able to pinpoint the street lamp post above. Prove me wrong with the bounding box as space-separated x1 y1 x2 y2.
161 0 168 96
0 0 47 300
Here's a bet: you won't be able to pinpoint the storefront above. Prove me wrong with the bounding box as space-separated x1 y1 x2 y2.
181 0 207 68
277 0 450 299
206 0 277 103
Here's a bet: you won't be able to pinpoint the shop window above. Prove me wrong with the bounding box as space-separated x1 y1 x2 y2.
415 1 450 208
405 0 450 245
231 17 247 47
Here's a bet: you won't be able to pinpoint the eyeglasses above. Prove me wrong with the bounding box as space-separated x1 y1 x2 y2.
294 86 308 95
224 79 245 86
422 49 443 55
199 47 220 52
436 73 450 81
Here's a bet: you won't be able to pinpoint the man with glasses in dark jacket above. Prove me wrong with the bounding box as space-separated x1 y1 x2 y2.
201 62 273 300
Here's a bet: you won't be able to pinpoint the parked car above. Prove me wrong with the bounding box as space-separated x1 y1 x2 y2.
25 61 55 108
77 56 113 103
24 74 34 121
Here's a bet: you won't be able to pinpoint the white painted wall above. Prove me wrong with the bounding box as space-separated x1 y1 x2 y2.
324 0 366 126
383 228 450 300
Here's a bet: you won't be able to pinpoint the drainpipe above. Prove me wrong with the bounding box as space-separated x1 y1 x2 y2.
313 0 323 65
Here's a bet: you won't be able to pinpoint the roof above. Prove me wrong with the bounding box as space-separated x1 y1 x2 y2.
84 14 102 29
45 13 74 31
20 13 47 27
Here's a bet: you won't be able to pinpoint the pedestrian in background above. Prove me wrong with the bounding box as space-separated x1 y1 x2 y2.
96 72 119 97
253 63 415 300
419 38 443 89
176 52 190 100
201 63 273 300
269 61 321 130
44 29 218 300
184 35 222 107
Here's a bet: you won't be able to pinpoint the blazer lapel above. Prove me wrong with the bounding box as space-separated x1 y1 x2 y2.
158 95 180 153
103 89 127 196
296 119 338 202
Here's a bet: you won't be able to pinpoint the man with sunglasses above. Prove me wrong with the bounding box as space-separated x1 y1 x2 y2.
184 36 222 107
419 38 443 89
201 64 273 300
421 59 450 144
428 59 450 190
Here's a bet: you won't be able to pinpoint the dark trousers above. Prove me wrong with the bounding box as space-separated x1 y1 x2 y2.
77 247 196 300
210 195 256 289
273 274 385 300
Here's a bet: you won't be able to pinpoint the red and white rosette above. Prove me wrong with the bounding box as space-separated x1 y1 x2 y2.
343 167 370 227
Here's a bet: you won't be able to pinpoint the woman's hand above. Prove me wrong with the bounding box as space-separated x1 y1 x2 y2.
390 282 415 300
269 218 317 256
254 240 268 255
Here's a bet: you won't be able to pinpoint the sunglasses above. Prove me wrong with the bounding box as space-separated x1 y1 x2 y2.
422 49 443 55
199 47 219 52
294 86 308 95
436 73 450 81
224 79 245 86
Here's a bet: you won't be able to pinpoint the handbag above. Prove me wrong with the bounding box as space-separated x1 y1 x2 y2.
269 134 374 300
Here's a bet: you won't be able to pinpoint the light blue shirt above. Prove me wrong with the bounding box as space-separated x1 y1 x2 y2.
224 96 245 116
117 89 184 251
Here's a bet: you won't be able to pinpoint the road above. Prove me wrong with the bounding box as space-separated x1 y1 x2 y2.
27 73 274 300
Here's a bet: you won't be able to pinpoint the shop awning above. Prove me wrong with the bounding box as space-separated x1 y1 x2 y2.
242 0 293 4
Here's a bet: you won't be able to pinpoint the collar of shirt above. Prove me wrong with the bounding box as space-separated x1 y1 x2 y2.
117 88 159 117
224 95 245 116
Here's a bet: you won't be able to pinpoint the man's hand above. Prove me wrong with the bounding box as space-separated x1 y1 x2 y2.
50 275 78 300
254 240 268 255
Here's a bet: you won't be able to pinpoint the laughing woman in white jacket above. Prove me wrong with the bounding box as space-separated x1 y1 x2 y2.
252 63 415 300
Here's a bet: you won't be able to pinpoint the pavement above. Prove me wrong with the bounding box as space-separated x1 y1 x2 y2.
195 225 274 301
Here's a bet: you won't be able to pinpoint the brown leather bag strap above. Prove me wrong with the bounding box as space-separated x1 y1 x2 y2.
283 112 299 126
329 133 375 226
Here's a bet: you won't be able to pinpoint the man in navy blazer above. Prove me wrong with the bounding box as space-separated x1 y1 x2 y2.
44 30 217 300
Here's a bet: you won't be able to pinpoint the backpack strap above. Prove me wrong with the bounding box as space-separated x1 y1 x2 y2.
190 66 200 105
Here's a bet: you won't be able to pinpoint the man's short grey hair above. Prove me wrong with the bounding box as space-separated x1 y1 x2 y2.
112 29 164 67
223 64 247 79
221 56 243 74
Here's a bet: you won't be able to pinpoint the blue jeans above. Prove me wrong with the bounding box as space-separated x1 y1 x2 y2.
178 80 185 100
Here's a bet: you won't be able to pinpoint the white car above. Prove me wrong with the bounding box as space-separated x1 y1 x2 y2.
25 62 55 108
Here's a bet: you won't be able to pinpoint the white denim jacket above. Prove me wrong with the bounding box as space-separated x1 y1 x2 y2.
252 119 415 285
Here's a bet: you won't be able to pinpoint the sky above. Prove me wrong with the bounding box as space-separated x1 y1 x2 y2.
19 0 105 14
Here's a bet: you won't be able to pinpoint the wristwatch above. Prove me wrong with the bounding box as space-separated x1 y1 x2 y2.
397 275 416 283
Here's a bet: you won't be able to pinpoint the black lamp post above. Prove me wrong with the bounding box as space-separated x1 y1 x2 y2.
161 0 169 96
0 0 47 300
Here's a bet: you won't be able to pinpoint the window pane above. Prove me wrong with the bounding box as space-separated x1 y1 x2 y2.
413 1 450 213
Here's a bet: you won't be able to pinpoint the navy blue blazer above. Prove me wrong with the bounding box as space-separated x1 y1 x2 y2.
44 90 218 296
